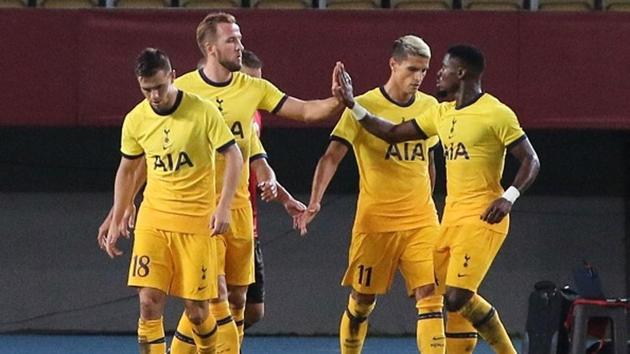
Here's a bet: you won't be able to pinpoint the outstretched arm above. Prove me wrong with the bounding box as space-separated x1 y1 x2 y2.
296 140 348 235
481 137 540 224
250 158 306 220
335 62 425 144
213 144 244 235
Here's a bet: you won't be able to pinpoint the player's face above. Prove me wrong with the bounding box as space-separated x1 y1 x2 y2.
436 54 461 98
138 69 175 111
391 55 430 96
212 22 244 72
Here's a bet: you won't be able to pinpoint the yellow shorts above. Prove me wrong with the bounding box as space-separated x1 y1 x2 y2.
434 224 507 293
127 228 218 300
215 206 254 286
342 226 439 295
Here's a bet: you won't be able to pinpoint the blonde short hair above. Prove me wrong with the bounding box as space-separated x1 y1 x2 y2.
196 12 237 56
392 35 431 61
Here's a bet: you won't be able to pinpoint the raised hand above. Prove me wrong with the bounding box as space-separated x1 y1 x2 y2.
336 62 356 108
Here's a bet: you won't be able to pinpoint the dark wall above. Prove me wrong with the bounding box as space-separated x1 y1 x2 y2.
0 9 629 129
1 127 627 197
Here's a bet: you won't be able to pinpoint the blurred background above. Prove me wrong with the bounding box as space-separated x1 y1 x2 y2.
0 3 628 339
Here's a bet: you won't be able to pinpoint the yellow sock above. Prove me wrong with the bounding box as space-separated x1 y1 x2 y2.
339 295 375 354
445 311 478 353
170 311 196 354
458 295 516 354
138 317 166 354
192 313 218 354
231 306 245 345
416 295 445 354
211 301 239 353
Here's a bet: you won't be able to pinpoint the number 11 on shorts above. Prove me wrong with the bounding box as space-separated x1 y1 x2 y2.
357 264 372 287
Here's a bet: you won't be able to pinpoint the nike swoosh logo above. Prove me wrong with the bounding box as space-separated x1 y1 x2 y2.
197 286 207 291
457 273 467 278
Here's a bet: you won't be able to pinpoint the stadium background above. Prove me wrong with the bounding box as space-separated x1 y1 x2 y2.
0 8 628 339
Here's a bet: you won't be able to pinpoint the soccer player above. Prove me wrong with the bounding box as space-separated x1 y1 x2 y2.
335 44 540 354
103 48 243 354
170 12 343 353
297 35 446 354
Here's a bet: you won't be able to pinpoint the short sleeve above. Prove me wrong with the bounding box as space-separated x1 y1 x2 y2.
494 105 525 148
120 113 144 159
205 104 236 153
330 108 360 148
256 78 287 114
413 104 440 138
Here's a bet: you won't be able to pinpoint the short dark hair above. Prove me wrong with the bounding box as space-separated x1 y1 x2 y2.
134 48 172 77
242 49 263 69
447 44 485 76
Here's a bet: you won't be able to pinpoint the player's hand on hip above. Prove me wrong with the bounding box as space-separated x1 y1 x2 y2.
258 180 278 202
481 198 512 224
296 202 321 236
336 63 356 108
211 206 231 236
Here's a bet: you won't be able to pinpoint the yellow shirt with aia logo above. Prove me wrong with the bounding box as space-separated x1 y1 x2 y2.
414 93 526 232
332 87 440 233
121 90 236 234
175 70 286 209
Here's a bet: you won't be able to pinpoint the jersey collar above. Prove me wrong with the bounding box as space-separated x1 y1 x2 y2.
198 68 233 87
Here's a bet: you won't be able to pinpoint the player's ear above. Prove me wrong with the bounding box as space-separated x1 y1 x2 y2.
170 70 176 83
389 57 397 72
457 67 466 80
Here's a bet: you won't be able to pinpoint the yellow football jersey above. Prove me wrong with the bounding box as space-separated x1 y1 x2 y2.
332 87 440 233
121 90 236 234
414 93 525 232
175 70 286 209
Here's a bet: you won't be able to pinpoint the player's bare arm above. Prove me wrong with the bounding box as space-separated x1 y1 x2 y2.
296 140 348 236
481 137 540 224
276 183 306 217
213 144 243 235
336 62 425 144
97 158 146 249
250 157 278 202
105 156 143 258
429 149 436 193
